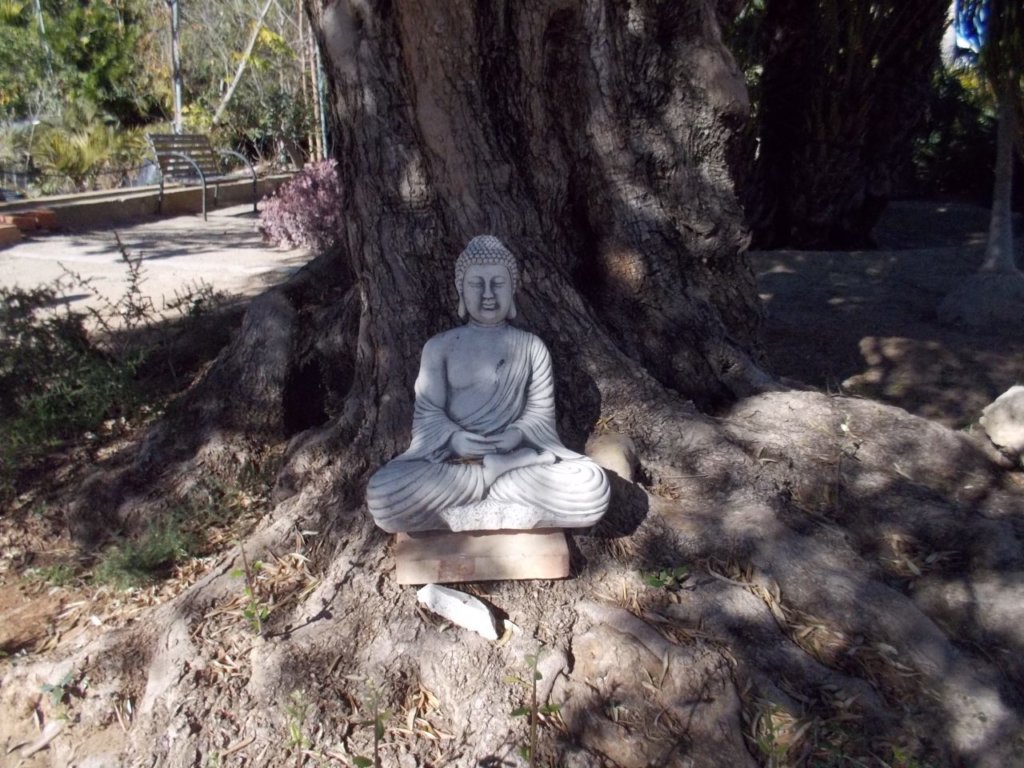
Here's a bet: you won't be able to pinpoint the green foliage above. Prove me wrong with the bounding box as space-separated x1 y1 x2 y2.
0 281 139 500
41 670 76 708
26 562 77 586
506 650 561 768
221 85 312 160
720 0 767 108
913 66 1003 201
92 517 193 588
642 564 690 590
231 552 269 634
353 682 390 768
0 0 56 119
40 0 162 124
26 102 150 193
0 0 162 124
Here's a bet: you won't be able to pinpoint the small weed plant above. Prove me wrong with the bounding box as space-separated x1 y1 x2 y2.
642 564 690 590
353 682 391 768
284 690 312 751
93 517 194 588
41 670 76 708
40 669 88 717
231 544 270 634
506 649 562 767
259 159 343 254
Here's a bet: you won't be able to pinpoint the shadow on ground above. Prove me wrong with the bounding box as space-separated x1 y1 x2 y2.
750 200 1024 428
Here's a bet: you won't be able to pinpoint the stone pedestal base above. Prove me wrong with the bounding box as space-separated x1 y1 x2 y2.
395 529 570 584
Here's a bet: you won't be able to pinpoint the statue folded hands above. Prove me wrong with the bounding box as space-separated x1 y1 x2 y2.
366 236 610 533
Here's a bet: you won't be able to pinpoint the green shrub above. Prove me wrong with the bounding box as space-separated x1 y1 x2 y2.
0 282 139 500
26 562 77 587
92 518 194 588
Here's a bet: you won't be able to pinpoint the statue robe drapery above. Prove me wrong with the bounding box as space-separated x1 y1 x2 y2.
366 326 609 532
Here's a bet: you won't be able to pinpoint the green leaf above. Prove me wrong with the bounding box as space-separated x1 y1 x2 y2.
374 710 391 740
539 703 561 714
510 706 531 718
353 758 373 768
533 671 543 681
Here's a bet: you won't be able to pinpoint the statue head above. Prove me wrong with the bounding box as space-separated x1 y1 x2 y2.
455 235 519 324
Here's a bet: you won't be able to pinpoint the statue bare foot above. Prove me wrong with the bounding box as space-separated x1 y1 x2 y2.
482 448 556 487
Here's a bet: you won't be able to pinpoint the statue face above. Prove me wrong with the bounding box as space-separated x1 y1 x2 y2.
462 264 514 325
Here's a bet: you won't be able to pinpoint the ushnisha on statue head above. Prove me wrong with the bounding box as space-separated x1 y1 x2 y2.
455 235 519 325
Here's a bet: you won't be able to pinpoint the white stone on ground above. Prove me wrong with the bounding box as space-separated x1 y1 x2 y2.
980 385 1024 460
416 584 499 640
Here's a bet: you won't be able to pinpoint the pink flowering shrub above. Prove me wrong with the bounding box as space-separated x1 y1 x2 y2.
260 159 344 253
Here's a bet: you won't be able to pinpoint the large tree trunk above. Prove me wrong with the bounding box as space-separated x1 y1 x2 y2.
310 0 766 419
4 3 1024 767
747 0 948 248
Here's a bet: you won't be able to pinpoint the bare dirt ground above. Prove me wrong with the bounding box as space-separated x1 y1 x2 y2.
751 199 1023 429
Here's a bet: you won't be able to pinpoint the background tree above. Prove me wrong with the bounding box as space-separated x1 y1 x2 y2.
0 0 54 121
0 0 165 193
173 0 315 161
959 0 1023 272
739 0 949 248
0 0 316 193
41 0 164 125
938 0 1024 330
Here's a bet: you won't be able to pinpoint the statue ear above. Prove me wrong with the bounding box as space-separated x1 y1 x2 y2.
507 298 517 320
458 295 467 319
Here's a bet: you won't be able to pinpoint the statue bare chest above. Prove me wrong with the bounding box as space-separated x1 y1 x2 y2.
443 331 518 393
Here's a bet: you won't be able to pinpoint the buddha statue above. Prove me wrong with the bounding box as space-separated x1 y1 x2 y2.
366 235 610 533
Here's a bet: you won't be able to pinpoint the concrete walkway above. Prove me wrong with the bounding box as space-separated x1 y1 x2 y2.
0 204 311 318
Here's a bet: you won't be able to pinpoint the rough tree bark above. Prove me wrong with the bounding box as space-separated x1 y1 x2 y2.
3 2 1024 767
